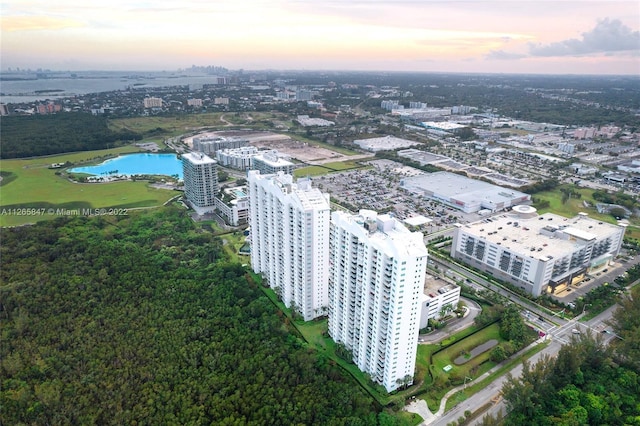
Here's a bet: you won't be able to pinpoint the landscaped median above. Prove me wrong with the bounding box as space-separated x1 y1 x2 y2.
442 339 550 414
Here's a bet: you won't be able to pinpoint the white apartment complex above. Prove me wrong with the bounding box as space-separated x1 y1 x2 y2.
419 283 461 329
182 152 218 208
143 97 163 108
192 136 248 156
215 146 260 170
215 186 249 226
251 152 295 175
215 147 286 172
248 171 330 321
451 205 626 296
328 210 428 392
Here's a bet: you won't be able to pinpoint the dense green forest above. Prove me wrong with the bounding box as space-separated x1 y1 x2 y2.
0 209 401 425
499 336 640 426
0 113 141 158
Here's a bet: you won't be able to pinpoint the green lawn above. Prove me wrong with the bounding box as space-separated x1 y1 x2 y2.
293 161 370 177
0 146 176 226
443 340 549 412
534 186 617 222
533 185 640 239
323 160 371 171
432 323 501 379
293 166 332 177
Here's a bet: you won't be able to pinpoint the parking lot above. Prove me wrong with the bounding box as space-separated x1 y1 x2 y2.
313 159 484 231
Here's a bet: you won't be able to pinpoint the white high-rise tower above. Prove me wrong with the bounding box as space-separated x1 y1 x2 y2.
328 210 428 392
182 152 218 209
248 171 330 321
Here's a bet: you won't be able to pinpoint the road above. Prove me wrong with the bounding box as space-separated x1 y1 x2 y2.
429 304 621 425
419 297 482 344
555 255 640 303
429 254 568 326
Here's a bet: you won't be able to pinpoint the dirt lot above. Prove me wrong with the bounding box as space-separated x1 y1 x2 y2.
184 130 348 164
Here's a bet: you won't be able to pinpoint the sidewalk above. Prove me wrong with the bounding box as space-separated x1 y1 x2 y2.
405 338 546 425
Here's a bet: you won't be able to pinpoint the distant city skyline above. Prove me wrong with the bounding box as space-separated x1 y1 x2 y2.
2 1 639 75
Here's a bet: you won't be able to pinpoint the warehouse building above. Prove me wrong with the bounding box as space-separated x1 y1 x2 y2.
400 171 530 213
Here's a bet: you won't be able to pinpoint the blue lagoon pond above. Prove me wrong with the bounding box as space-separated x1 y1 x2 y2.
69 153 183 179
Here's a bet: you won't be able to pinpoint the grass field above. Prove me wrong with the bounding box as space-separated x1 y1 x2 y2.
108 114 228 135
0 146 176 226
293 166 332 177
431 323 501 378
323 160 371 171
533 184 640 239
108 112 289 136
293 160 370 177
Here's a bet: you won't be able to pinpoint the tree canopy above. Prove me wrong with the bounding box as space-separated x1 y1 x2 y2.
0 113 141 158
498 333 640 426
0 209 397 425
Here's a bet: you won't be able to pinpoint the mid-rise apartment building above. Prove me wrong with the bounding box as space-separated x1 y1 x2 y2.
192 136 248 156
215 186 249 226
451 205 626 296
328 210 428 392
215 147 286 171
143 97 163 108
182 152 218 209
251 152 295 175
419 283 461 329
248 171 330 321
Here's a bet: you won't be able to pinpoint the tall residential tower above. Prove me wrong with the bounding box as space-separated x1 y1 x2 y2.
182 152 218 210
248 171 330 321
328 210 428 392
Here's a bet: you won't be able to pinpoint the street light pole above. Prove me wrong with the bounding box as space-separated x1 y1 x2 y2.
464 376 472 389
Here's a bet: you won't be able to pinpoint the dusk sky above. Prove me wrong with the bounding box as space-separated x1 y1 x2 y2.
2 0 639 75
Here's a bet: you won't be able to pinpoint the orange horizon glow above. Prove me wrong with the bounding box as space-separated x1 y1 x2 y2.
1 1 638 75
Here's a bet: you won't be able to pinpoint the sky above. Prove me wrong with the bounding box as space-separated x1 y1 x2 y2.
1 0 639 75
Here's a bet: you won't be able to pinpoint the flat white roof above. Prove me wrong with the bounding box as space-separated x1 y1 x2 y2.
254 153 294 167
404 215 432 226
460 210 623 259
183 152 216 165
420 121 466 131
353 135 420 151
402 171 529 206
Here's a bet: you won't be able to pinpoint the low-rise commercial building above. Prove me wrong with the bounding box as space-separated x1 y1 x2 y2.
450 205 626 296
401 171 530 213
